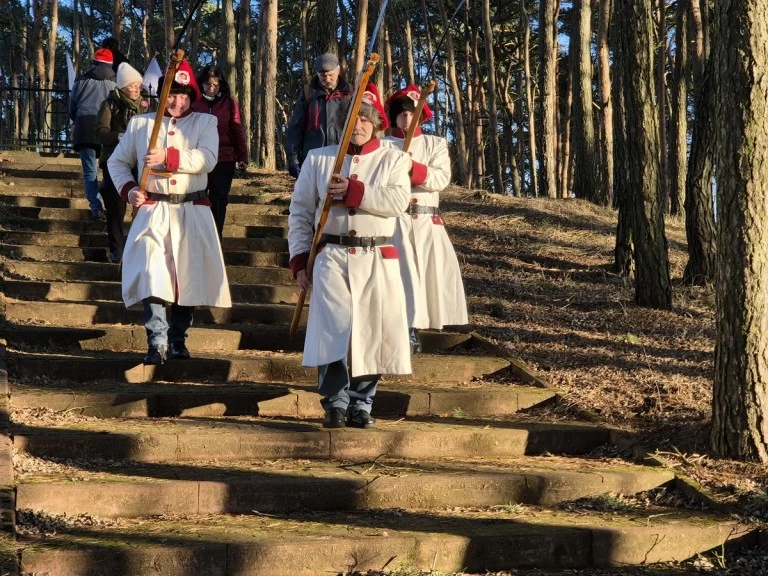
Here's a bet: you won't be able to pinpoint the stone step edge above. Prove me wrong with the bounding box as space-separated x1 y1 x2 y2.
15 465 676 517
13 512 754 574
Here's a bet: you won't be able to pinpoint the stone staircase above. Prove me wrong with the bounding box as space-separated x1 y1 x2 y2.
0 152 752 575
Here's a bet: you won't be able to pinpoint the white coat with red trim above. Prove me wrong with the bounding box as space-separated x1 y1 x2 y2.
384 132 469 329
288 140 412 378
108 111 232 309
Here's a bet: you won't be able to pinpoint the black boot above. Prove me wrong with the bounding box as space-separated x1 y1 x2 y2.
143 344 168 365
169 341 191 360
322 408 346 429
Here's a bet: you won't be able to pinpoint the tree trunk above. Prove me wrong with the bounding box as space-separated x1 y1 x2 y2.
402 0 416 85
163 0 174 55
73 0 81 73
300 0 311 82
316 0 338 55
657 0 668 212
521 0 538 197
480 0 503 193
559 49 574 198
615 0 672 309
238 0 253 163
538 0 558 198
711 0 768 462
572 0 601 203
669 0 688 216
597 0 614 206
260 0 277 169
253 3 265 164
113 0 123 38
45 0 59 143
353 0 368 75
220 0 238 101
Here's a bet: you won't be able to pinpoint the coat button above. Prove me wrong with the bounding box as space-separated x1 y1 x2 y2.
170 179 177 185
348 229 357 237
168 131 175 135
350 174 358 179
412 214 419 220
349 247 356 254
171 119 176 124
349 209 356 216
411 198 418 204
353 157 359 163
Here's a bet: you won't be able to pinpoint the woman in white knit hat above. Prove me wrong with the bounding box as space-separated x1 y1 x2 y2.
96 62 150 262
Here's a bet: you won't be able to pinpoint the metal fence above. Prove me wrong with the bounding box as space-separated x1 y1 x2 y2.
0 77 73 151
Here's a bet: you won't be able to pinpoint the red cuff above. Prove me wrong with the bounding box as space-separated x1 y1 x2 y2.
120 181 138 202
410 161 428 186
165 147 180 171
344 178 365 207
289 253 310 279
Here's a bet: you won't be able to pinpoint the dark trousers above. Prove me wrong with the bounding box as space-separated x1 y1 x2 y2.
208 161 236 238
101 165 127 257
317 359 381 415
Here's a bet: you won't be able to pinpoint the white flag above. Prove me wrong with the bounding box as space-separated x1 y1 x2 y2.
66 53 76 91
142 58 163 96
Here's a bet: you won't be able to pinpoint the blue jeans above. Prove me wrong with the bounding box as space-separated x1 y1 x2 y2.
78 148 102 212
142 299 194 347
317 359 380 415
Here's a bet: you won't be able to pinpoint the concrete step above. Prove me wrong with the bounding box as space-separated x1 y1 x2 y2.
13 416 611 461
15 457 674 516
0 230 288 252
3 260 294 284
3 279 299 305
1 243 289 267
11 376 547 419
14 508 749 574
4 299 304 326
1 323 471 355
5 349 509 385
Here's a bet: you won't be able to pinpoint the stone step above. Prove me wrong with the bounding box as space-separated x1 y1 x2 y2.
5 349 509 385
3 260 294 284
15 457 674 517
0 195 289 215
14 508 749 574
11 375 546 419
0 230 288 252
3 279 299 305
4 299 304 327
13 416 610 461
0 205 289 227
1 243 289 267
1 323 470 355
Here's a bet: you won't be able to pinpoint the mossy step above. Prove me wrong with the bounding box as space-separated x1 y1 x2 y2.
0 230 288 252
3 279 299 306
0 216 287 238
15 508 750 574
4 299 304 327
0 243 288 266
3 260 293 283
13 416 611 461
5 349 509 385
15 456 674 516
11 376 548 419
2 323 470 355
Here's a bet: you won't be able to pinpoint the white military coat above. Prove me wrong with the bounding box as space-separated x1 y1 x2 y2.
108 111 232 309
288 140 412 377
384 132 469 329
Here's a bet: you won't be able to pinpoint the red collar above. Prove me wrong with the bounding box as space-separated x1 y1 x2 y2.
389 127 422 138
347 138 381 155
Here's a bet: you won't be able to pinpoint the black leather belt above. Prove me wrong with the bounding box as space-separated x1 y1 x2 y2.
321 234 393 248
407 205 440 215
147 190 208 204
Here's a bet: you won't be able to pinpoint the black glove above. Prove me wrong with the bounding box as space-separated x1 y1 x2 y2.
288 164 301 179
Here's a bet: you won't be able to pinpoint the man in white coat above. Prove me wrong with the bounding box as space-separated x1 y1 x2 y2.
288 83 412 429
108 60 232 365
384 84 469 353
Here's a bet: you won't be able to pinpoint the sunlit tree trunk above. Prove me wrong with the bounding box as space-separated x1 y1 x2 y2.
521 0 538 197
220 0 238 101
260 0 277 169
669 0 688 216
45 0 59 143
657 0 668 211
615 0 672 308
538 0 558 198
597 0 614 206
353 0 368 75
300 0 311 82
711 0 768 462
163 0 174 55
238 0 253 162
480 0 503 193
113 0 124 38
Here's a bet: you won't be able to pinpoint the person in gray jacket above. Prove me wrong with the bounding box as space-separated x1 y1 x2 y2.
69 48 116 221
283 53 351 178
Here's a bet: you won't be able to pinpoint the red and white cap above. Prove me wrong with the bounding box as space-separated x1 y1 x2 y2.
385 83 434 126
93 48 114 65
360 83 389 130
160 59 201 101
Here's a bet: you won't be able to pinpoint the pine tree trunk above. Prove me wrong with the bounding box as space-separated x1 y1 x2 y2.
657 0 668 212
316 0 337 55
521 0 538 197
597 0 614 207
238 0 253 163
711 0 768 462
220 0 238 101
260 0 277 169
615 0 672 308
669 0 688 216
163 0 174 55
538 0 558 198
480 0 503 193
113 0 123 38
45 0 59 143
353 0 368 75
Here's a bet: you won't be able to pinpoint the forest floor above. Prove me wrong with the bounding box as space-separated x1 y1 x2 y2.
247 170 767 575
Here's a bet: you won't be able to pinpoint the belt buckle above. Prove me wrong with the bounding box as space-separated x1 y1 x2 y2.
339 235 350 246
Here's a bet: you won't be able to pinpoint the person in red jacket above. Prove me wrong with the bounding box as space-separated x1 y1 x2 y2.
192 65 248 238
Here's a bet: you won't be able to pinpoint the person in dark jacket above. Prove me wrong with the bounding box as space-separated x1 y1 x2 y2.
69 48 116 221
100 37 129 74
283 53 351 178
96 62 150 262
191 65 248 238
